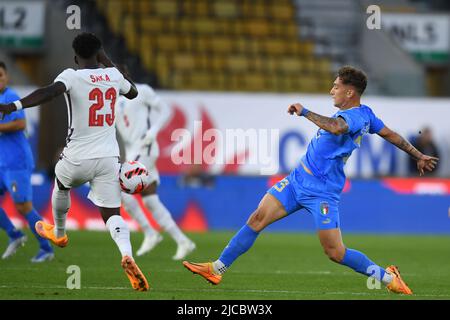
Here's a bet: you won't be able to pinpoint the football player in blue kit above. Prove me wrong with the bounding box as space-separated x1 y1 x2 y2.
0 61 53 262
183 66 439 295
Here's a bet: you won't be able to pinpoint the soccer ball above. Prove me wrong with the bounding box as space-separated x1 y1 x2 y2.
119 161 150 194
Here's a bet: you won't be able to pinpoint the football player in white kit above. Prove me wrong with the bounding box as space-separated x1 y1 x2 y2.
116 67 196 260
0 33 149 291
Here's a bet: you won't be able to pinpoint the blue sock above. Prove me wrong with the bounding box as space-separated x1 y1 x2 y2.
341 248 386 281
219 224 259 268
24 209 52 252
0 208 24 240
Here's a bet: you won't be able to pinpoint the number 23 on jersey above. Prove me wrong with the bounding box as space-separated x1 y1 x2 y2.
89 87 116 126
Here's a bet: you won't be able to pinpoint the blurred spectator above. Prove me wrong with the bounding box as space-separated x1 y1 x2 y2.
179 164 215 188
408 127 440 176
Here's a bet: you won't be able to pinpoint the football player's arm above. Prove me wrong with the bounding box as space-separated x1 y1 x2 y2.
377 126 439 175
97 49 138 99
141 88 170 145
0 82 66 117
287 103 348 135
0 119 26 132
148 93 170 134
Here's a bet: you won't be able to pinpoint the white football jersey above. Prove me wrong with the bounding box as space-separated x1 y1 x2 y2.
116 83 170 157
54 67 131 161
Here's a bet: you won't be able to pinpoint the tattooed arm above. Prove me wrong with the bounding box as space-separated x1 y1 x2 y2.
377 126 439 176
287 103 348 135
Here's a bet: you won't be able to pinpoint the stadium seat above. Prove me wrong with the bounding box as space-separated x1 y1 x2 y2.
210 37 233 54
246 20 271 37
140 17 164 33
154 0 178 16
173 54 197 71
157 36 179 52
195 19 218 35
227 56 249 72
97 0 334 92
279 58 304 74
243 74 267 91
271 3 294 20
213 1 239 18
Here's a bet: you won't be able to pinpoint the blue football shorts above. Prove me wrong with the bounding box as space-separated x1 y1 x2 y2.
0 169 33 203
267 168 340 230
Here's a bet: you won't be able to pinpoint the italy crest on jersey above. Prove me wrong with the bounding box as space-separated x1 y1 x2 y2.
320 201 329 215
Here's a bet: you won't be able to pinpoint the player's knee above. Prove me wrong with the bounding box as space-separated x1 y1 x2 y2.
247 208 267 232
15 202 33 215
323 246 344 263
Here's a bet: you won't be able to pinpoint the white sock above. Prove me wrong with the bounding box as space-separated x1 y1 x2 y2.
212 260 227 275
121 193 158 238
51 183 70 238
382 270 394 285
142 194 190 245
106 215 132 257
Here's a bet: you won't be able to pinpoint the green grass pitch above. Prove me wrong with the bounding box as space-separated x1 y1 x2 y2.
1 230 449 300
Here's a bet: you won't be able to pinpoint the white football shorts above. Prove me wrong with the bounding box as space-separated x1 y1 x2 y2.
55 155 121 208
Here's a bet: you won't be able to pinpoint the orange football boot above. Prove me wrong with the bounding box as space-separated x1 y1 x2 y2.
182 261 222 285
121 256 149 292
386 265 413 295
35 221 68 247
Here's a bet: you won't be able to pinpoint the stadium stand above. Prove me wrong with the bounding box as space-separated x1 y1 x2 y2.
94 0 334 93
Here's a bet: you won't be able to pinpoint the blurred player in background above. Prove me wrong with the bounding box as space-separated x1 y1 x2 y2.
0 61 54 263
183 66 439 295
0 33 149 291
116 66 196 260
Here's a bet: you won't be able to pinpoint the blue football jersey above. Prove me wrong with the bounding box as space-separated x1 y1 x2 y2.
299 104 385 195
0 87 34 170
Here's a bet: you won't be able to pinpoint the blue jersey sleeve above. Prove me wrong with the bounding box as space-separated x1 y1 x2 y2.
368 108 385 134
337 109 365 134
0 88 25 123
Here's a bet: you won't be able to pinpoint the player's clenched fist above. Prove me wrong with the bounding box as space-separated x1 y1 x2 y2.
287 103 304 116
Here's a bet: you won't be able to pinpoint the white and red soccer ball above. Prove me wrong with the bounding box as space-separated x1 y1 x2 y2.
119 161 150 194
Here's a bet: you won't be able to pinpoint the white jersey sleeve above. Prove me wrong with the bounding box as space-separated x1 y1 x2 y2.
141 84 170 133
54 68 76 91
118 72 132 95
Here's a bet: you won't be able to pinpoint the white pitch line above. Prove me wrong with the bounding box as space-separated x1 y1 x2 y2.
0 285 449 298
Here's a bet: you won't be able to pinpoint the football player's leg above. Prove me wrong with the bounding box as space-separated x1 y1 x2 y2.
0 175 24 242
0 196 27 259
318 228 397 288
216 192 289 267
141 179 195 260
101 207 149 291
102 207 132 258
92 157 149 291
35 158 75 248
0 207 24 241
51 178 71 239
314 205 410 294
121 192 162 256
9 170 53 256
183 177 299 284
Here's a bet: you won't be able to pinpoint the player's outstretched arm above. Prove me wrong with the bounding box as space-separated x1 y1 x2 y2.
287 103 348 135
0 82 66 118
377 126 439 176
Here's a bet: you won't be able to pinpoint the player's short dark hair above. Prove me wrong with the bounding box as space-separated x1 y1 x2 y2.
337 66 367 96
72 32 102 59
0 61 6 71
